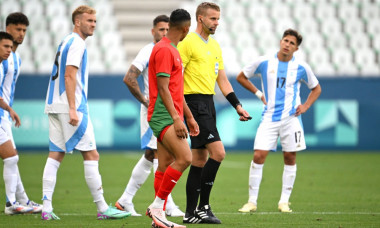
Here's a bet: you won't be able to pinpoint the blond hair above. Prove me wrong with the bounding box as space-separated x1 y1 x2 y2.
72 5 96 25
196 2 220 20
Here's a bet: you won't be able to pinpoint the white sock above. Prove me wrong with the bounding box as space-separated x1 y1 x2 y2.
151 196 165 209
279 164 297 204
15 167 29 205
42 157 60 212
248 161 264 205
83 160 108 213
166 193 176 210
153 158 158 173
3 155 19 204
119 155 152 205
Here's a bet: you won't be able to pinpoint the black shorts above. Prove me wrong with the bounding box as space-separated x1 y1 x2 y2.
185 94 221 149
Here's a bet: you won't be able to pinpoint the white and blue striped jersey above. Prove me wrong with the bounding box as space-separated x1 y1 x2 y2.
0 52 21 122
45 33 89 114
131 42 154 97
243 53 319 122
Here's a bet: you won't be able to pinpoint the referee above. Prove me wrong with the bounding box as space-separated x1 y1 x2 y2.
179 2 250 225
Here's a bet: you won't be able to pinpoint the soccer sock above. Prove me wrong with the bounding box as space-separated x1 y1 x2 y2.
42 157 60 212
153 158 158 173
154 170 164 196
198 158 220 208
248 161 264 205
185 165 202 214
3 155 19 204
156 166 182 202
83 160 108 213
119 155 152 205
165 193 176 209
279 164 297 204
15 166 29 205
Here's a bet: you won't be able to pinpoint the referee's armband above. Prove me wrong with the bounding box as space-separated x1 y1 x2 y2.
226 92 241 109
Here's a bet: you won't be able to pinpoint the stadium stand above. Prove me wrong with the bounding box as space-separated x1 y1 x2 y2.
0 0 379 76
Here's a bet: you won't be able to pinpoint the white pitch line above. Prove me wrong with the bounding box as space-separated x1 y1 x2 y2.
57 212 380 216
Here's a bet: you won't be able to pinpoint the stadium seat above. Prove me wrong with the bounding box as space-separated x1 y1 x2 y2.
30 30 53 49
68 0 88 14
355 48 377 71
367 20 380 37
315 3 336 21
293 4 314 21
337 2 359 21
247 4 269 22
296 17 319 36
332 48 358 76
100 31 123 50
252 20 274 37
27 15 49 32
270 3 291 19
223 4 245 22
372 35 380 52
275 18 296 36
320 18 342 37
91 0 114 16
22 0 44 19
50 16 71 44
0 0 21 16
34 46 55 73
235 33 254 54
240 47 260 66
326 33 348 50
222 46 241 74
302 33 324 53
45 0 67 19
343 18 364 35
256 33 279 53
96 15 118 33
230 17 250 38
348 32 370 50
360 2 380 22
213 32 232 48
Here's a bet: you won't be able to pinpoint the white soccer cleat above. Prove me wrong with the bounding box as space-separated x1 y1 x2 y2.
238 202 257 213
165 205 185 217
278 202 292 213
26 200 43 213
115 201 142 216
4 201 33 215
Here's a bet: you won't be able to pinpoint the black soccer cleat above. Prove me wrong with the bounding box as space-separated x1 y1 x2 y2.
183 211 202 224
195 205 221 224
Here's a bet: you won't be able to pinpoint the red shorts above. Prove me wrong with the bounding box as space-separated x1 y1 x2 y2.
158 125 171 142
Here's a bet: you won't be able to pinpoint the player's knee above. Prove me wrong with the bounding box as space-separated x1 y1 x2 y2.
144 149 155 162
253 152 266 164
211 150 225 162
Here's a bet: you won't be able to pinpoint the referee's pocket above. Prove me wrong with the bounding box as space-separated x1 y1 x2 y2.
198 102 209 115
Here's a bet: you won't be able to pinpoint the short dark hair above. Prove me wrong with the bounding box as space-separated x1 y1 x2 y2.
153 15 169 27
169 9 191 28
282 29 302 46
0 31 14 42
6 12 29 27
196 2 220 19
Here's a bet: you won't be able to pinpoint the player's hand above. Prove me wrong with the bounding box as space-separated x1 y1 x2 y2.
173 118 188 139
9 108 21 128
295 104 309 116
236 105 251 121
261 95 267 105
143 96 149 108
69 109 79 126
187 117 199 137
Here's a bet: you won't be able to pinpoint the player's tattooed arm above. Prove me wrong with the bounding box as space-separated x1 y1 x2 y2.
123 65 149 108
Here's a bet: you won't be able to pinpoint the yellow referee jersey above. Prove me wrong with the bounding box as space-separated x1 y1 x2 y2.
178 32 224 95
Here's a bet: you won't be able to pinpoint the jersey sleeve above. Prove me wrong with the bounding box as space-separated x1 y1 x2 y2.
300 62 319 89
242 56 265 78
154 47 173 77
132 44 150 72
66 38 85 68
178 39 191 68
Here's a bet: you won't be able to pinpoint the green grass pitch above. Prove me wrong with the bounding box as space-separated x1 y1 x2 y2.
0 151 379 227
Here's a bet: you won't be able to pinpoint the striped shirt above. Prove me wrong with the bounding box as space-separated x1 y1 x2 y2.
45 33 89 114
243 53 319 122
0 52 21 122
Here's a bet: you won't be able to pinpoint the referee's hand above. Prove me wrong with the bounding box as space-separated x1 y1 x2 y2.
236 105 251 121
187 117 200 137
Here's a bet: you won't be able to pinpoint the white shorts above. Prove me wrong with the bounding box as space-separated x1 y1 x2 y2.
140 104 157 150
48 112 96 153
254 115 306 152
0 118 15 148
